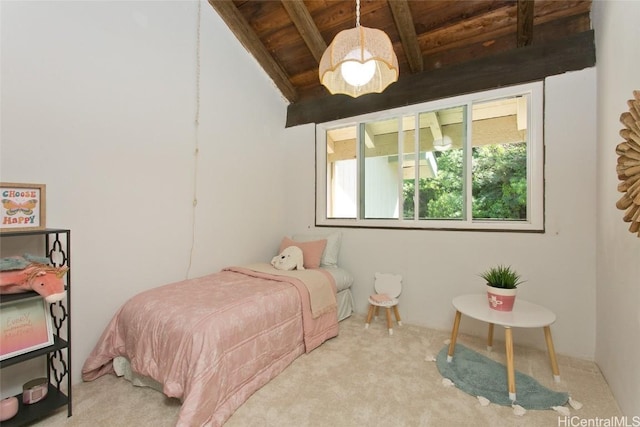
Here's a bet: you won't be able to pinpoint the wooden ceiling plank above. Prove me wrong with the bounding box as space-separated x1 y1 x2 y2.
211 0 592 112
234 0 292 35
517 0 535 47
417 6 516 55
418 13 591 74
388 0 423 73
286 30 596 127
280 0 327 63
207 0 298 102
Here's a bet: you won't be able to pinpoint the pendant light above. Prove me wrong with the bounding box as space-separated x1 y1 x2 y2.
319 0 399 98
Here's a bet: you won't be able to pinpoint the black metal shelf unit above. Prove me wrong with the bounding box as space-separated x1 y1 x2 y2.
0 228 71 426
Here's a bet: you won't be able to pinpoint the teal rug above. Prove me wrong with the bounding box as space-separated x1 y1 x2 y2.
436 344 569 410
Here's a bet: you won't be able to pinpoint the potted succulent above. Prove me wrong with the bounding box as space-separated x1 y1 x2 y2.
479 265 524 311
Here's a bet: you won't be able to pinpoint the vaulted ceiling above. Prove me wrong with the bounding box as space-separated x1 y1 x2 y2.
208 0 595 127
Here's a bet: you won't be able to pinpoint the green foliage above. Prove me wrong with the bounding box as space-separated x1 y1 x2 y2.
403 150 463 219
472 143 527 220
402 142 527 220
479 265 524 289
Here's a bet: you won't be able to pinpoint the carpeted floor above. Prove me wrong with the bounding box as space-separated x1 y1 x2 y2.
34 315 622 426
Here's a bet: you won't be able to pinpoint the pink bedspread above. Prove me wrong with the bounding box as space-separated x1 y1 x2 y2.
81 265 339 426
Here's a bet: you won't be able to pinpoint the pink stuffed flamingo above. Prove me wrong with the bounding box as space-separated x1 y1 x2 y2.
0 262 68 303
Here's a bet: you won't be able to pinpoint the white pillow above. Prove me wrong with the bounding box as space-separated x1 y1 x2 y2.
292 232 341 268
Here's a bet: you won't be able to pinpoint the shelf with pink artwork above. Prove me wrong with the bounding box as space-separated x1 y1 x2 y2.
0 229 71 426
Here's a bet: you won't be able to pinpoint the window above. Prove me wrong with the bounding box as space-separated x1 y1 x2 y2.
316 82 544 231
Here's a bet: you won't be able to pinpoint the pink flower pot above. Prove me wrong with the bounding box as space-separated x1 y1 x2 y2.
486 285 517 311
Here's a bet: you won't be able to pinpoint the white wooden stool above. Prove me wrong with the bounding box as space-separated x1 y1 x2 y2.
365 272 402 335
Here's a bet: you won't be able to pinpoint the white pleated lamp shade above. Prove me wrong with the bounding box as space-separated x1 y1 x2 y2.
319 25 399 98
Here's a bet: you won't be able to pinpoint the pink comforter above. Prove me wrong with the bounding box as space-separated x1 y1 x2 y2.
81 265 339 426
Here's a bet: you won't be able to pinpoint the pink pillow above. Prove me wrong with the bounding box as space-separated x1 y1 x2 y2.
279 237 327 269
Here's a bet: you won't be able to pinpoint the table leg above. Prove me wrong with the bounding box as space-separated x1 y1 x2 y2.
447 311 462 362
505 327 516 401
544 326 561 382
487 323 494 351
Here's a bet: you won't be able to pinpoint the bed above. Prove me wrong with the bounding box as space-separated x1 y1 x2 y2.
81 233 353 427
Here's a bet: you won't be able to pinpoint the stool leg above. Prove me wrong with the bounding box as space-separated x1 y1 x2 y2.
505 327 516 401
365 304 375 329
374 305 380 319
392 305 402 326
487 323 494 351
447 311 462 362
385 307 393 335
544 326 561 382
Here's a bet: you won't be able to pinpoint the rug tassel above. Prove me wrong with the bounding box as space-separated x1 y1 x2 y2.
477 396 490 406
553 406 571 416
512 404 526 416
442 378 455 387
569 397 583 410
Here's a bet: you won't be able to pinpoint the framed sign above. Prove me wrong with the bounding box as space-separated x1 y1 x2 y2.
0 296 54 360
0 182 46 232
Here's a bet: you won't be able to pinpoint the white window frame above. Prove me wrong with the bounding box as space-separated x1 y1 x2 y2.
316 81 544 231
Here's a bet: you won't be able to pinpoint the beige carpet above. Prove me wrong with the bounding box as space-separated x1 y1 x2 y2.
34 315 621 426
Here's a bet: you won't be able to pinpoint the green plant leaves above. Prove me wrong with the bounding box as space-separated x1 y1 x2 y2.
479 265 524 289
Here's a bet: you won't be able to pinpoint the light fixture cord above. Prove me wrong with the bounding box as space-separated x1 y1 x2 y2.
186 0 202 279
355 0 360 27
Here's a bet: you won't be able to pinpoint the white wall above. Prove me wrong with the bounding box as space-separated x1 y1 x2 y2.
592 0 640 416
285 68 598 360
1 0 288 392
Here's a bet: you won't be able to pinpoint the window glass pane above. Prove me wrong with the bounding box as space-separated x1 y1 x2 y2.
471 96 528 220
316 81 542 231
362 119 400 219
410 107 465 220
400 115 417 220
327 126 357 218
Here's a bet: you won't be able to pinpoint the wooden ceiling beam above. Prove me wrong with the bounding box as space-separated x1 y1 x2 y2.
207 0 298 102
517 0 535 47
280 0 327 63
286 29 596 127
387 0 423 73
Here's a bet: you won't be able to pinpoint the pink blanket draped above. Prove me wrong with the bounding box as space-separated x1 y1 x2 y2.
81 266 338 427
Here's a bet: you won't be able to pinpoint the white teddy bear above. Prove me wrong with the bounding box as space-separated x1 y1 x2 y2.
271 246 305 271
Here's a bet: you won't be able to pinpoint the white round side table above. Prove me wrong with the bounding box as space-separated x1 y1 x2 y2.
446 294 560 401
